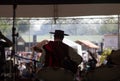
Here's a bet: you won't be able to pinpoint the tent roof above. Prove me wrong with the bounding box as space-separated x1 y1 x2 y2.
75 40 99 49
0 0 120 5
0 0 120 17
1 4 120 17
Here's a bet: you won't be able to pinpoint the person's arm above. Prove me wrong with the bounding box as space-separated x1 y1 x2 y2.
0 31 13 46
68 47 83 65
87 50 97 64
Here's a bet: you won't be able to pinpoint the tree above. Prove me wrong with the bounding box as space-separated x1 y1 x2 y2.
99 24 118 35
0 18 30 37
17 19 30 34
98 17 118 35
0 18 12 37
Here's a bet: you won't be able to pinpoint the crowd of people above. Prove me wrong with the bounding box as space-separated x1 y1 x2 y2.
0 30 120 81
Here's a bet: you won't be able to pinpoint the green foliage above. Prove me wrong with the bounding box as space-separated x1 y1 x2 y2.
0 18 12 36
99 24 118 35
17 20 30 33
100 48 112 64
0 18 30 37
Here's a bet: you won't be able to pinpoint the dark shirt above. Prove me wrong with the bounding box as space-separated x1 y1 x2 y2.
43 41 78 73
43 41 69 67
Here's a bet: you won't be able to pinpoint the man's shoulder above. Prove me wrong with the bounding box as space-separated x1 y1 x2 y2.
46 41 54 45
49 41 54 43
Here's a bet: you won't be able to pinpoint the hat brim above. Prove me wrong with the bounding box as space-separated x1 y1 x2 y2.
49 32 69 36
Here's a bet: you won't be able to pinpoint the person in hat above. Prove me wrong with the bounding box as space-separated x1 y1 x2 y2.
42 30 83 73
35 30 82 81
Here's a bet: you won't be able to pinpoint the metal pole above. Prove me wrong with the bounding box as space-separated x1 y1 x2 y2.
53 5 58 24
12 2 17 81
118 15 120 49
29 26 31 51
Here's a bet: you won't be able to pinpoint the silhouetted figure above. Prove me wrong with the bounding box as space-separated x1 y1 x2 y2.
86 50 97 71
106 50 115 67
0 31 13 78
43 30 82 73
82 49 120 81
36 30 82 81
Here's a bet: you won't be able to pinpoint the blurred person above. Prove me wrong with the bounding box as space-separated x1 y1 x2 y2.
22 62 34 79
86 50 97 71
0 31 13 78
18 62 26 77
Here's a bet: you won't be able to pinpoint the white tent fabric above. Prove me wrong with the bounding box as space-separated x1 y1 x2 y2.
63 38 82 56
1 4 120 17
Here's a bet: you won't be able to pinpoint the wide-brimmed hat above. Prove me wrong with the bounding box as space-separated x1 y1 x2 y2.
49 30 69 36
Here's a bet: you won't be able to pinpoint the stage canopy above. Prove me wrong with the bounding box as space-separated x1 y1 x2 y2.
0 0 120 5
0 0 120 17
75 40 99 49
